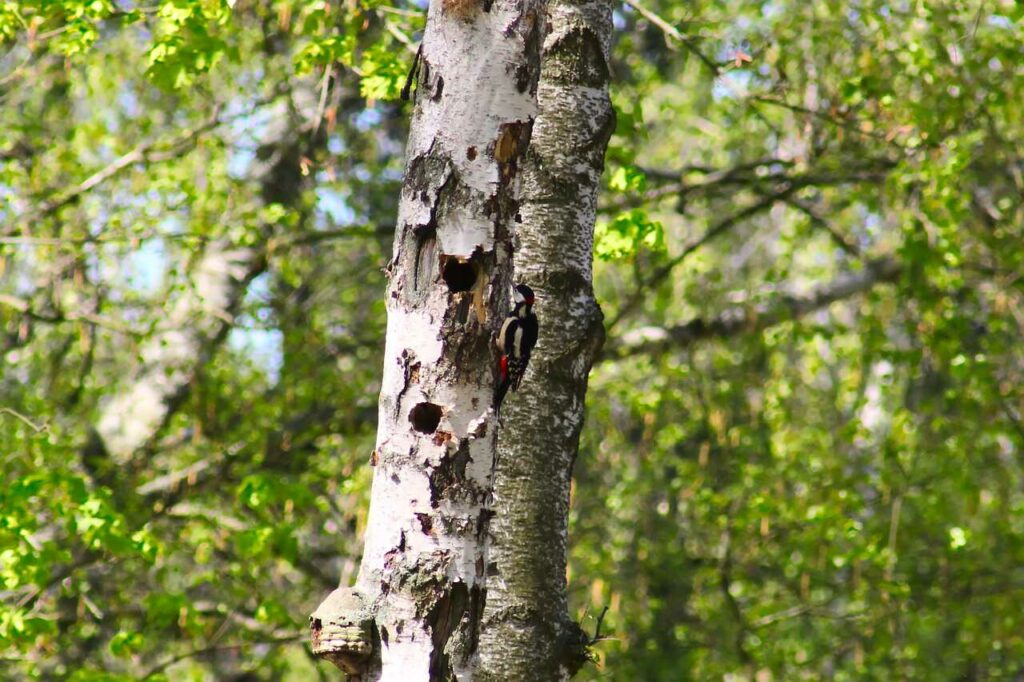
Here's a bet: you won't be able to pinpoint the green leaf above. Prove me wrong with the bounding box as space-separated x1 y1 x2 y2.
594 209 665 261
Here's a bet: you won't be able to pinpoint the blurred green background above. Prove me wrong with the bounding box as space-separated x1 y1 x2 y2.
3 0 1024 679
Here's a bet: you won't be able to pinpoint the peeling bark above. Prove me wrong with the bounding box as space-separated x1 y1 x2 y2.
311 0 547 678
476 0 615 678
86 91 320 466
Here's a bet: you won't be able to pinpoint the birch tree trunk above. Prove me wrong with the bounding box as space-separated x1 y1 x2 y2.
84 89 318 467
476 0 615 677
309 0 546 678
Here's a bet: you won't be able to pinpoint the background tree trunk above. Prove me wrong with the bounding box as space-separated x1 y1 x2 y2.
310 0 546 678
476 0 615 678
84 90 320 467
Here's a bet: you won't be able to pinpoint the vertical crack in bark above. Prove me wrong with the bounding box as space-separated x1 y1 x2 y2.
429 438 473 508
428 582 470 678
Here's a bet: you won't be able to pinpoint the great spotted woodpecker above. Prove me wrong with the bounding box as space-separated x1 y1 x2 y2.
495 283 538 412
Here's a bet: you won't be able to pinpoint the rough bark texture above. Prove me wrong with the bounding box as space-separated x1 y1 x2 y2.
476 0 614 678
85 91 318 465
310 0 546 678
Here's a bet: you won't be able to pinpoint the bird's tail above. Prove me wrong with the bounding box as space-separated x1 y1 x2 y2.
494 376 511 414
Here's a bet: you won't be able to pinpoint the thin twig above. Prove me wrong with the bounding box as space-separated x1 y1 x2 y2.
383 18 419 54
313 63 334 136
589 605 611 644
601 163 891 214
0 294 143 336
35 109 222 217
141 634 303 679
750 604 811 628
0 408 50 434
606 256 900 359
18 93 282 225
622 0 720 74
605 186 796 334
784 196 861 257
0 224 393 248
750 95 896 144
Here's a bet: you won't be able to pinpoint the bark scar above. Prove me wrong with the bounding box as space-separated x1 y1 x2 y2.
394 349 420 419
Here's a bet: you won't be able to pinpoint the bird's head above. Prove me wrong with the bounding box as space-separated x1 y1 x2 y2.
513 283 536 307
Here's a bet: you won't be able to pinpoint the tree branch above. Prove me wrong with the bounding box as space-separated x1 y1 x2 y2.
0 293 144 336
606 256 900 359
601 162 892 214
621 0 721 74
605 185 798 334
141 634 302 679
34 109 223 218
783 196 861 257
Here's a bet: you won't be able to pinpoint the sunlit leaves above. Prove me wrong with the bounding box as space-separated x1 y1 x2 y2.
1 0 388 677
577 0 1024 678
608 165 647 193
145 0 235 90
594 209 664 261
295 34 357 72
358 43 407 101
4 0 1024 678
0 0 115 49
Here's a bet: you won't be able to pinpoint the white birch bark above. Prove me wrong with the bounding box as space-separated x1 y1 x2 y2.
92 241 263 463
309 0 547 678
86 93 317 465
476 0 615 678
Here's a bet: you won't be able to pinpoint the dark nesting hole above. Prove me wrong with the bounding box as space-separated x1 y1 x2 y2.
410 402 443 434
441 256 477 293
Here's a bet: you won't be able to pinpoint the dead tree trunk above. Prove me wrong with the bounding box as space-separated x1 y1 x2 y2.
476 0 615 678
309 0 546 678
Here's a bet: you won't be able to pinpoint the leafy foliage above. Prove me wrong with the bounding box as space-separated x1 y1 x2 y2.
3 0 1024 679
1 0 407 677
574 0 1024 679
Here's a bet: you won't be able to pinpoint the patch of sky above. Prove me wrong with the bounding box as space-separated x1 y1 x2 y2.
228 326 284 384
226 104 279 179
116 86 141 121
0 183 15 212
761 2 781 19
317 188 356 224
987 15 1012 29
228 273 283 383
857 208 882 252
121 236 167 295
712 70 752 101
355 107 383 132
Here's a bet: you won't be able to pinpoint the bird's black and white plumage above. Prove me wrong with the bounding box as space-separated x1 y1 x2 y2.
495 283 538 412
